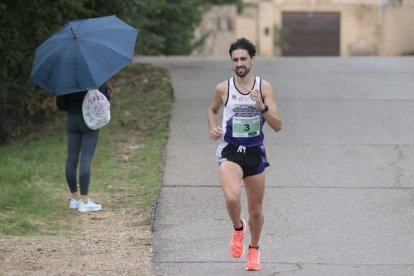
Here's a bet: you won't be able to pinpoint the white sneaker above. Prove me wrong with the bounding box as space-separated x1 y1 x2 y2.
78 198 102 213
69 198 81 209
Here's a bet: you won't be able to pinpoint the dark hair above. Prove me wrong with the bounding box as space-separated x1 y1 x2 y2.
229 38 256 57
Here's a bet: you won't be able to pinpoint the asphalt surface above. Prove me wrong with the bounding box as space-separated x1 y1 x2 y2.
137 56 414 276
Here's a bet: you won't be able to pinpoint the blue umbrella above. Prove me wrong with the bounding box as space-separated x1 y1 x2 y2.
30 15 138 96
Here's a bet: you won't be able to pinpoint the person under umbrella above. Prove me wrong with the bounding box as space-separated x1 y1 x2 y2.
56 83 112 212
30 15 138 212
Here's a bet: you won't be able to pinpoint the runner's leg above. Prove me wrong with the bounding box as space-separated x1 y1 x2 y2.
244 172 265 247
219 161 244 228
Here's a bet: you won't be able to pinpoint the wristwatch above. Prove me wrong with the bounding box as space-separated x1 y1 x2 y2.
261 105 269 114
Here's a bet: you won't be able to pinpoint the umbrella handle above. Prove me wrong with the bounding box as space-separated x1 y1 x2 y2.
70 28 77 39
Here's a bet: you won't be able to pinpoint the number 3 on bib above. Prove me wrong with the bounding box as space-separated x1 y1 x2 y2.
232 115 260 137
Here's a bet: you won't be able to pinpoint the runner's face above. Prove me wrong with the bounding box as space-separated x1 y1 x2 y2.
231 49 254 78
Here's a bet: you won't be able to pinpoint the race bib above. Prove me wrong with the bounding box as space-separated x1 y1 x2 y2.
232 115 260 137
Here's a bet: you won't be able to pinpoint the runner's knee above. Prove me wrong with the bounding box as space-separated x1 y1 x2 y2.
248 207 263 220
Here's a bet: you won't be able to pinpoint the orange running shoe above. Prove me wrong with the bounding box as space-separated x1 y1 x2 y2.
246 247 261 271
229 219 246 258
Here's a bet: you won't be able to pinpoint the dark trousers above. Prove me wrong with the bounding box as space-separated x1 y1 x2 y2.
65 114 99 195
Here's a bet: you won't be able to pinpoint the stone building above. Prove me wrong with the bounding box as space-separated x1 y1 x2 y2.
195 0 414 56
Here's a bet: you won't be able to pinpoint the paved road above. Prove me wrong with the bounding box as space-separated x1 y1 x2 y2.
137 56 414 276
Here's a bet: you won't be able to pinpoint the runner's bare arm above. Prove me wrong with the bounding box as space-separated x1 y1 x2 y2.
208 81 227 140
259 80 282 132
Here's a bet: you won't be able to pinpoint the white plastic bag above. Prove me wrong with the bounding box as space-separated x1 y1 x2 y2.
82 89 111 130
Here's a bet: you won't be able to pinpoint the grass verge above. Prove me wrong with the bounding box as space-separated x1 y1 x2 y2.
0 63 173 235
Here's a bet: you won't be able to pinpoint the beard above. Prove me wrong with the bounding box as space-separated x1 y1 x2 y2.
234 66 250 78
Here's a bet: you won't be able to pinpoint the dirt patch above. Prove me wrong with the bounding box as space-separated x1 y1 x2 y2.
0 207 155 275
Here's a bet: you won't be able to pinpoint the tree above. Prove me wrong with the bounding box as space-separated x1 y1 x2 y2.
0 0 93 140
126 0 204 55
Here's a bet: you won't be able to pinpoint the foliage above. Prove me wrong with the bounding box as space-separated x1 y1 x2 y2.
273 25 289 52
0 0 93 142
0 0 203 143
81 0 199 55
133 0 204 55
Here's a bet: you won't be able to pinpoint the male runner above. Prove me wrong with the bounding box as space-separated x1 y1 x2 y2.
207 37 282 271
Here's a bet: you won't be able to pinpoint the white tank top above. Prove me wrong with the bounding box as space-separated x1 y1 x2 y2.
221 76 265 147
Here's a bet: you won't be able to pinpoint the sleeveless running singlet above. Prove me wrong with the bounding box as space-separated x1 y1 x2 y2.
221 76 265 147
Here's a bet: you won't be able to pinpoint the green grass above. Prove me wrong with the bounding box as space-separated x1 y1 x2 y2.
0 63 173 235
